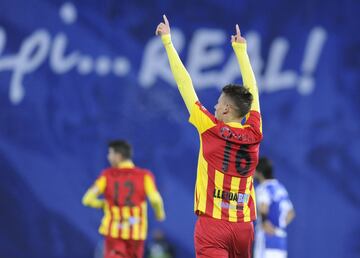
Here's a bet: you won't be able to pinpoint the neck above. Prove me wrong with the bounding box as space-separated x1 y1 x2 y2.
258 176 267 183
223 116 243 124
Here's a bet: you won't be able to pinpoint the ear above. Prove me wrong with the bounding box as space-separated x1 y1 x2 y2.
222 104 230 115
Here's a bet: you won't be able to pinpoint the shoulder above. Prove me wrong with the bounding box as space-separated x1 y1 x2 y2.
276 181 290 195
134 167 154 178
190 101 218 124
99 167 113 177
256 183 268 193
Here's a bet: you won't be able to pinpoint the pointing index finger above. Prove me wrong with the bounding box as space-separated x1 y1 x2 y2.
236 24 241 36
163 15 169 26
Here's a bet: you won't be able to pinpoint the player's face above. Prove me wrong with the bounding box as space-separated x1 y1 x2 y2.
215 93 229 121
107 148 121 167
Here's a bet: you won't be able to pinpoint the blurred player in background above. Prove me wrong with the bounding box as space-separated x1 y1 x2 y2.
82 140 166 258
253 157 295 258
145 229 175 258
156 15 262 258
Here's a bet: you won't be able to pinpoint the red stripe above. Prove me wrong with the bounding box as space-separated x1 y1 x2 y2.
118 207 123 238
221 175 232 221
248 180 256 220
237 177 248 221
205 165 215 216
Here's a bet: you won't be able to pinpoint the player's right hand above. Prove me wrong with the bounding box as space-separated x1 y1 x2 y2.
155 14 171 36
231 24 246 43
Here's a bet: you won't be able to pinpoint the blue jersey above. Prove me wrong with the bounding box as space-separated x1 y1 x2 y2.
255 179 293 251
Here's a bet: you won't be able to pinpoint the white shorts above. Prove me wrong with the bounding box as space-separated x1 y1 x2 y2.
263 249 287 258
253 230 287 258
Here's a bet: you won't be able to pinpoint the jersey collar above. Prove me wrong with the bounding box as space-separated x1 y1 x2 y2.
118 160 135 169
225 122 250 129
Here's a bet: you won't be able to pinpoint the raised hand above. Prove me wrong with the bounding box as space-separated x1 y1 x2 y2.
155 15 171 36
231 24 246 43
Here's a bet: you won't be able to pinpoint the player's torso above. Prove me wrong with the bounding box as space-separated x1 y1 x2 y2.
99 167 149 240
259 181 290 228
195 123 261 222
255 182 290 251
201 123 260 177
103 167 146 207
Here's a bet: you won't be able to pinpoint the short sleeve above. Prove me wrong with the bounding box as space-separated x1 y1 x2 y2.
189 101 217 134
144 170 158 196
94 170 107 194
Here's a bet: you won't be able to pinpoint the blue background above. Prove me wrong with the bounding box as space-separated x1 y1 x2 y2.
0 0 359 258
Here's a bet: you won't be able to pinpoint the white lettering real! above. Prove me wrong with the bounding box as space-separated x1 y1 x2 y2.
0 2 327 105
138 27 327 96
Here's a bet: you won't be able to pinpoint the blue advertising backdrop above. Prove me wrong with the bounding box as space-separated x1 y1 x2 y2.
0 0 359 258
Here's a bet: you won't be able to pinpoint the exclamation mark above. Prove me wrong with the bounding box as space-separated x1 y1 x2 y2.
298 27 327 95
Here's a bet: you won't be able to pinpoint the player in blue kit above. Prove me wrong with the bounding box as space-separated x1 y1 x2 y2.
253 157 295 258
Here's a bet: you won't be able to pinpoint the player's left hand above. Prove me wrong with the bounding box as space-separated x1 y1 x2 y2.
155 14 171 36
262 220 276 235
231 24 246 43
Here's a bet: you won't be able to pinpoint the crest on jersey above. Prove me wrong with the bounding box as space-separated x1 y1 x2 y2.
220 126 233 139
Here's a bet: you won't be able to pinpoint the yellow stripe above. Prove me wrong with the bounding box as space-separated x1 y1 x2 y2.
132 206 140 240
212 170 224 219
243 177 252 222
110 206 120 238
226 122 250 129
121 206 131 239
229 177 241 222
140 202 148 240
195 143 208 213
99 202 111 235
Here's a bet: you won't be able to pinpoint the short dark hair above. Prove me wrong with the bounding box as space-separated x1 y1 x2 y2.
256 157 274 179
222 84 253 118
108 140 133 159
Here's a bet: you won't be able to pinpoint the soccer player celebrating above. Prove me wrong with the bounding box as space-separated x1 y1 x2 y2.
82 140 165 258
156 15 262 258
253 157 295 258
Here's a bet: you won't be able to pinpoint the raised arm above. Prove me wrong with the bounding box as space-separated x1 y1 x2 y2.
156 15 198 113
231 24 260 113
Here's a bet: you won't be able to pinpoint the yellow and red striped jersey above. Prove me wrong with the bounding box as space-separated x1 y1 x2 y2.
190 102 262 222
161 34 262 223
83 161 165 240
